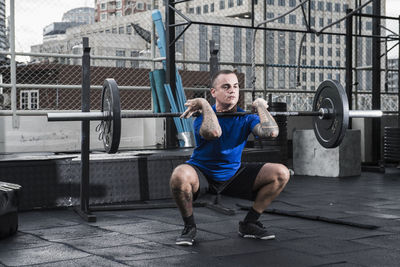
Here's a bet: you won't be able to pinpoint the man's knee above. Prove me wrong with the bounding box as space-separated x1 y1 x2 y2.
259 163 290 187
170 164 197 190
275 164 290 186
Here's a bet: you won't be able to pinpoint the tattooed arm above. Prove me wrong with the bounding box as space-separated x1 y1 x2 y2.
180 98 222 140
251 98 279 138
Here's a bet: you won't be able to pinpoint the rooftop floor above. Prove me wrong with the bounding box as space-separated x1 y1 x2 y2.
1 167 400 267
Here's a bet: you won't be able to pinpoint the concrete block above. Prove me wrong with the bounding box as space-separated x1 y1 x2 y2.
293 129 361 177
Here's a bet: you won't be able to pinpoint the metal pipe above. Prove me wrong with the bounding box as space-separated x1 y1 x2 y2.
10 0 17 128
349 110 383 118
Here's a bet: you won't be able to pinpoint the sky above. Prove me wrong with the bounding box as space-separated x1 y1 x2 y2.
5 0 400 59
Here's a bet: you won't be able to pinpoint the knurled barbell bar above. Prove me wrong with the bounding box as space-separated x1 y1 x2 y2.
47 78 383 153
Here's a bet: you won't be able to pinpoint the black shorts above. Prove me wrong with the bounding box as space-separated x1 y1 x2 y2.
190 163 264 201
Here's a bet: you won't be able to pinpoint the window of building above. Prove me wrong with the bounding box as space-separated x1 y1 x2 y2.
278 0 285 7
310 1 315 10
310 17 315 27
220 0 225 9
234 28 242 72
302 72 306 82
105 29 110 33
326 2 332 11
267 0 274 5
319 59 324 65
267 12 274 19
278 68 285 88
336 48 340 57
237 0 243 6
196 6 201 14
302 59 306 65
289 0 295 7
336 60 340 66
126 24 132 35
211 3 215 12
112 27 117 34
343 4 349 12
319 73 324 82
203 4 208 13
302 46 306 54
366 21 372 30
319 35 323 43
311 73 315 82
278 14 285 23
327 35 332 44
119 26 124 34
336 36 340 44
319 17 324 27
310 34 315 42
327 73 332 79
289 69 296 88
131 50 139 68
311 59 315 65
116 0 122 9
336 73 340 81
289 15 296 24
100 3 106 10
278 33 285 64
20 90 39 110
228 0 234 8
199 25 208 71
100 13 107 21
311 46 315 56
328 60 332 66
328 48 332 56
188 7 194 13
319 47 324 56
137 3 144 10
335 3 340 12
116 50 126 68
116 11 122 17
366 6 372 14
318 1 323 11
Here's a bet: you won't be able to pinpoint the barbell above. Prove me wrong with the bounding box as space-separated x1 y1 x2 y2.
47 78 383 153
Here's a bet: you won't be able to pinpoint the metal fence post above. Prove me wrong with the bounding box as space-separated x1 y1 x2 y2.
10 0 18 128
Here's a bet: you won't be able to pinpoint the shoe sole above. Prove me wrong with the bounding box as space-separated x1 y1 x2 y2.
238 232 275 240
176 240 194 246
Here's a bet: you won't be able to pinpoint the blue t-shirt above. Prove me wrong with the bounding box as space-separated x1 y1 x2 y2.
186 106 260 181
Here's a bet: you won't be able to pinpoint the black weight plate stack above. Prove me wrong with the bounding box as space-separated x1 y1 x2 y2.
101 78 121 154
254 102 288 161
312 80 349 148
0 182 21 239
384 127 400 162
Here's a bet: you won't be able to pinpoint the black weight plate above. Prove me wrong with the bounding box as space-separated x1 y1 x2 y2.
101 79 121 154
312 80 349 148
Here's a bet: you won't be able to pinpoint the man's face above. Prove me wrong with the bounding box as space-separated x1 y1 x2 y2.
211 73 239 107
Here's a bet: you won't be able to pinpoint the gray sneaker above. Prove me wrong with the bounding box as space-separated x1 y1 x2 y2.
176 224 196 246
238 221 275 240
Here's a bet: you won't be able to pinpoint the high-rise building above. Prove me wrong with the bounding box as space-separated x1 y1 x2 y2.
0 0 8 55
94 0 153 22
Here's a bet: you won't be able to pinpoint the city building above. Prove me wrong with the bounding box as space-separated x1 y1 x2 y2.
94 0 153 22
0 0 8 54
387 58 399 92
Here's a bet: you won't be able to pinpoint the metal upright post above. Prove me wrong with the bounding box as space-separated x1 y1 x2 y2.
165 0 178 148
345 9 353 128
398 16 400 127
371 0 381 164
10 0 18 128
77 37 96 222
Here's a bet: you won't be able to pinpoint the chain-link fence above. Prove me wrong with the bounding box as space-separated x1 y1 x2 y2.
0 0 399 116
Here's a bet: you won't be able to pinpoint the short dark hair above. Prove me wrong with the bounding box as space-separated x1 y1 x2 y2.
211 69 238 88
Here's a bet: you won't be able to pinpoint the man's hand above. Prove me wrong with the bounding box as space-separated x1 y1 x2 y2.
251 98 269 112
180 98 208 119
251 98 279 139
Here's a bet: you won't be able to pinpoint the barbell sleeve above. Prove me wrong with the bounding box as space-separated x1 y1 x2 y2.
348 110 383 118
48 112 105 121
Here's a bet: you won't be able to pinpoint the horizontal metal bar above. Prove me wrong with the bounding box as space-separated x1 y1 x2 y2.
47 110 323 122
48 112 105 121
349 110 383 118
